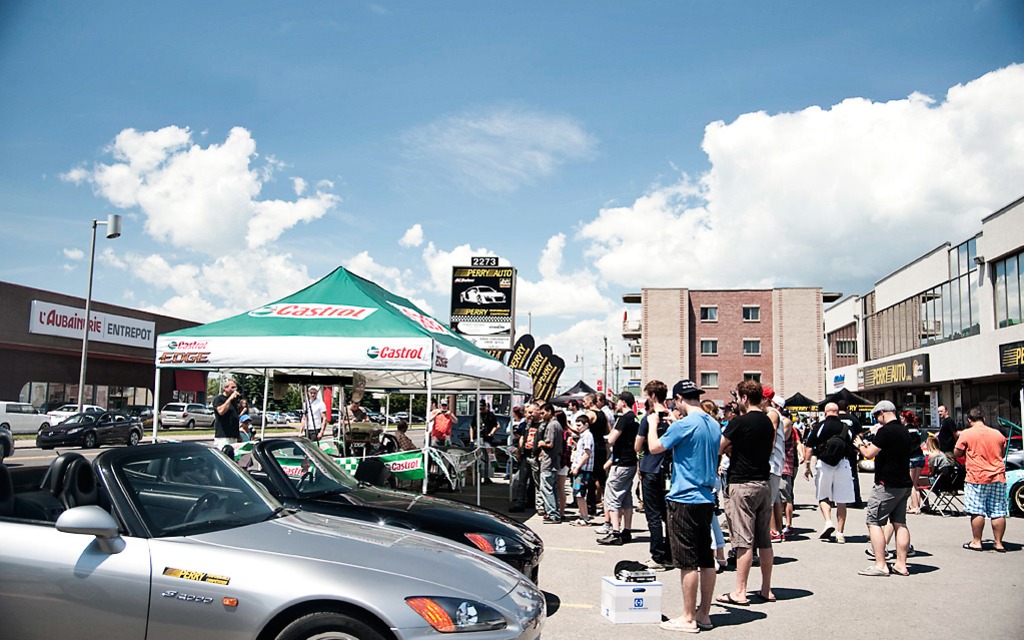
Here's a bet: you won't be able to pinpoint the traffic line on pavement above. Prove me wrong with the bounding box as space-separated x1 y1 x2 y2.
545 546 605 554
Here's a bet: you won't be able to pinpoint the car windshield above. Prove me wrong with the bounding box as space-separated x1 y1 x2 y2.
264 440 359 497
61 413 97 426
113 446 282 537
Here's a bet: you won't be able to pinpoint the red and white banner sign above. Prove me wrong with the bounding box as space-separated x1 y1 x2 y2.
30 300 156 349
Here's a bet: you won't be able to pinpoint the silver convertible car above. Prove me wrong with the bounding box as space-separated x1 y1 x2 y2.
0 443 545 640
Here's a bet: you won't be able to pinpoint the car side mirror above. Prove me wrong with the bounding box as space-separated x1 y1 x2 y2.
56 506 126 554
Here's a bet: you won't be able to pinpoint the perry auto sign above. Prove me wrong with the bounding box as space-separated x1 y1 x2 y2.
449 259 516 350
30 300 156 349
859 354 930 390
999 340 1024 376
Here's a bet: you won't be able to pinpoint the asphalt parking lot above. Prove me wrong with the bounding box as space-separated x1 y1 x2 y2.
458 470 1024 639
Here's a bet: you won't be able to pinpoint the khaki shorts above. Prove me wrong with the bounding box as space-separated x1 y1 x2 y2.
604 465 636 511
865 484 911 527
724 480 772 549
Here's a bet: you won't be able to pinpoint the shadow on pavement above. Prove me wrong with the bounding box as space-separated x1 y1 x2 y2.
708 607 768 627
906 563 939 575
771 556 798 566
760 587 813 602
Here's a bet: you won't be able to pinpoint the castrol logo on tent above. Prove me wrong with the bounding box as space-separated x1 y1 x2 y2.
366 346 425 360
248 304 376 320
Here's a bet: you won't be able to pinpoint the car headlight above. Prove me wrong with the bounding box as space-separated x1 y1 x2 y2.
464 533 524 556
66 427 82 435
406 597 506 633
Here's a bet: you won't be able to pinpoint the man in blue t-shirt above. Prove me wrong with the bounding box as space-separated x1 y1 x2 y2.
647 379 721 633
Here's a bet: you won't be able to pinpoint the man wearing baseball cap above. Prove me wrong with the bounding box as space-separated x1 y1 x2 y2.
646 379 720 632
854 400 914 577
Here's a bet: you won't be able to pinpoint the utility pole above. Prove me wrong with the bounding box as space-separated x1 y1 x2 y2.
574 352 585 383
603 336 608 396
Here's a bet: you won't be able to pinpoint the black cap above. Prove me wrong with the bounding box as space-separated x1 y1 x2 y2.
672 379 706 399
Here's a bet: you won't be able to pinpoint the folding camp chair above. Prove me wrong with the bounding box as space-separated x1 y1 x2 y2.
922 464 965 516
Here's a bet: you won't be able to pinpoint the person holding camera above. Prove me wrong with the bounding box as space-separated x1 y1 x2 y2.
635 381 672 569
212 378 242 447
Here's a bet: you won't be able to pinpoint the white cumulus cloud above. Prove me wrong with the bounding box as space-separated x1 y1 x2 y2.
516 234 613 317
62 248 84 260
399 223 424 248
579 64 1024 296
402 106 597 192
63 126 340 255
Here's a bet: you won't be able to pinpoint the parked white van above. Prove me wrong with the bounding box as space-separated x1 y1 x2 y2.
0 401 50 434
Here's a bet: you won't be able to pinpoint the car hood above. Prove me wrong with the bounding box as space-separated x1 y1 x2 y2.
317 485 540 542
191 510 523 599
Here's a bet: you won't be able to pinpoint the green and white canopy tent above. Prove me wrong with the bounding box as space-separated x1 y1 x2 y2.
153 266 530 493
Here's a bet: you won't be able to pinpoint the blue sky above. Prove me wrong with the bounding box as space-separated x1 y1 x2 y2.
1 1 1023 388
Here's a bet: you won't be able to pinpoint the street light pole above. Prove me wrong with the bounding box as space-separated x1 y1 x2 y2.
77 214 122 412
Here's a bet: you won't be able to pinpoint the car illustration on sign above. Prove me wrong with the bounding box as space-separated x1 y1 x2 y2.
460 286 506 305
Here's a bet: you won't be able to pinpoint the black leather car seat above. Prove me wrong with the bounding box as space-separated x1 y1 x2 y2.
60 457 99 508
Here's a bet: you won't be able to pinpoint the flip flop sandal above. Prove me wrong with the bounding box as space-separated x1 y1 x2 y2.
891 568 910 576
752 592 777 602
715 593 750 606
659 619 701 633
858 566 890 577
962 542 983 551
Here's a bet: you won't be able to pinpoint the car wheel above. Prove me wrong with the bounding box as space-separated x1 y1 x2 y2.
127 430 141 447
0 422 8 431
0 440 8 462
186 419 196 430
275 611 386 640
1011 482 1024 517
83 432 98 449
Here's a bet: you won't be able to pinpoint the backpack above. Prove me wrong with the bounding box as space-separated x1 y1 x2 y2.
817 427 850 466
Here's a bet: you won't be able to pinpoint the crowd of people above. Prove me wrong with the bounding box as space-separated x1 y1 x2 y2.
500 379 1012 633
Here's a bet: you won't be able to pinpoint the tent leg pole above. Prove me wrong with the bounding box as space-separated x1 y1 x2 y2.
422 372 432 495
261 370 270 440
151 369 161 444
476 381 481 506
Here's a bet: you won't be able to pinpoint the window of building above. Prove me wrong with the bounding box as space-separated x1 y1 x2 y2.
700 372 719 388
742 306 760 322
743 372 762 383
995 248 1024 328
700 306 718 322
700 339 718 355
836 339 857 356
743 339 761 355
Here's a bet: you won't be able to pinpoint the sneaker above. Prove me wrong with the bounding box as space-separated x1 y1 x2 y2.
781 526 792 536
597 533 623 546
835 533 846 544
594 523 613 535
819 522 836 540
645 559 670 571
771 531 785 543
543 517 561 524
907 545 917 557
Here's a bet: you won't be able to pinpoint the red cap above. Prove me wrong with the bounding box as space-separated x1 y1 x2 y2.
762 386 775 401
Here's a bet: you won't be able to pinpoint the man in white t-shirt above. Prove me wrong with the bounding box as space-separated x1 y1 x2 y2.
300 385 328 441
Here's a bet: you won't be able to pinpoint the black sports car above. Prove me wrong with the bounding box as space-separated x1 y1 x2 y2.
238 437 543 583
36 411 143 450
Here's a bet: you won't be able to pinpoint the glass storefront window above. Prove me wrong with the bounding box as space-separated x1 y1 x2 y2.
1007 254 1021 326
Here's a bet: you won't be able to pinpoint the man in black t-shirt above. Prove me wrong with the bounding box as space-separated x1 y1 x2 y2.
855 400 914 577
212 378 241 447
636 381 672 567
598 392 639 546
718 380 776 605
936 405 960 453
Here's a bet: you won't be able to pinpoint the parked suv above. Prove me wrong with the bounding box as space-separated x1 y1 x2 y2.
159 402 216 429
0 401 51 434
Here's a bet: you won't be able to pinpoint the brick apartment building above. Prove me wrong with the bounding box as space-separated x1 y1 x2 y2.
622 288 838 408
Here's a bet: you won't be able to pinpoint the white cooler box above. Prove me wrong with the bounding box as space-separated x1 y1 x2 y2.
600 576 662 624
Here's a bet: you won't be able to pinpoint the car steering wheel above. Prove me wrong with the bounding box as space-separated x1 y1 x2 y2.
184 492 219 523
296 470 315 491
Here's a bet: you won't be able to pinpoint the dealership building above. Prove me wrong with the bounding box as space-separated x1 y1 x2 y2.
621 287 839 409
0 281 201 411
824 195 1024 429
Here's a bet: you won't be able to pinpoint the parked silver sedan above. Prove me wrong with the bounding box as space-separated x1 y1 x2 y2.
0 443 545 640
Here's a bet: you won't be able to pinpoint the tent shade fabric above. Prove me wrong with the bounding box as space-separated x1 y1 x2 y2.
784 392 819 410
155 267 516 391
551 380 598 406
817 387 874 411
